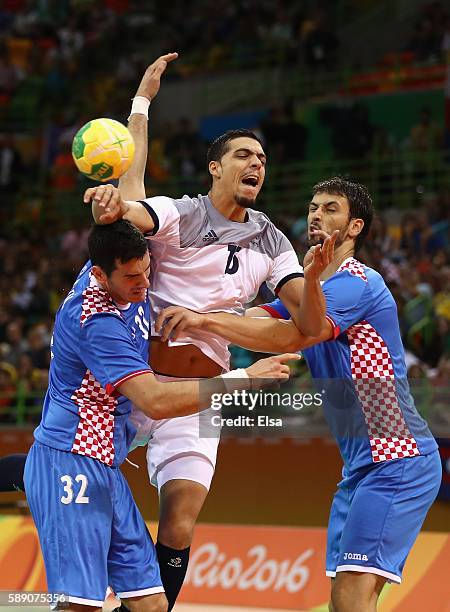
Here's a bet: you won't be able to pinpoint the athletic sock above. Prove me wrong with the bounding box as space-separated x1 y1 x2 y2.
156 541 190 611
0 454 27 492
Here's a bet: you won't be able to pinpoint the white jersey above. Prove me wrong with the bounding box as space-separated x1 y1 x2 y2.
141 194 303 370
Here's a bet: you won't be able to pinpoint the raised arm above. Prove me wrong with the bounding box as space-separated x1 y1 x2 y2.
119 52 178 201
298 231 338 337
276 277 308 334
83 53 178 231
276 231 337 336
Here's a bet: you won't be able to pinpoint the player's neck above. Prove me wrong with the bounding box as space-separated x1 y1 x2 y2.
208 189 247 222
321 245 355 281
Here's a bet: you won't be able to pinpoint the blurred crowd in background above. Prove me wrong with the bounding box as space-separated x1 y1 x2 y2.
0 0 448 212
405 0 449 63
0 0 449 425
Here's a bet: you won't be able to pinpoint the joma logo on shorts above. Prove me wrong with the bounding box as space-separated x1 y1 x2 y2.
344 552 368 561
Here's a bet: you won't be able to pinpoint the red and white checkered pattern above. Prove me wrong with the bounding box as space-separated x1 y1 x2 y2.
370 437 419 462
346 321 419 463
80 286 121 325
71 370 116 466
337 257 367 282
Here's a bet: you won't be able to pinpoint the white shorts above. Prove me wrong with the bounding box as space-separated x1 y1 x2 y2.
129 374 221 491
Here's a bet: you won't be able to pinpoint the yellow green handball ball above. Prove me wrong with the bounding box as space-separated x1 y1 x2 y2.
72 118 135 182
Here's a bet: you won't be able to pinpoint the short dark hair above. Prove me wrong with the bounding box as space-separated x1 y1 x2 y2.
312 176 374 252
206 129 263 167
88 220 148 276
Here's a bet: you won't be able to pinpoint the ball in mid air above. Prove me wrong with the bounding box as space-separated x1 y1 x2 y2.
72 118 135 182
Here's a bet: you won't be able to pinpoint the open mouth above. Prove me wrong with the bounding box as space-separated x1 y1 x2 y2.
241 175 259 187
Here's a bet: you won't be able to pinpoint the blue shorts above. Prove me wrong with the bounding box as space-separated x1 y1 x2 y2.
24 442 163 607
326 451 442 584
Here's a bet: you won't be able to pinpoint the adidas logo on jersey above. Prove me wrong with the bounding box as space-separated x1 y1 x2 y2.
202 229 218 243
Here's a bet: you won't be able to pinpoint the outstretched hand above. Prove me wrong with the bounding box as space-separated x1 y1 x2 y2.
303 230 338 282
83 184 128 224
135 52 179 100
246 353 301 386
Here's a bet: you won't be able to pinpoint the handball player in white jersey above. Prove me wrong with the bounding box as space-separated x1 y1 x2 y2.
84 54 320 610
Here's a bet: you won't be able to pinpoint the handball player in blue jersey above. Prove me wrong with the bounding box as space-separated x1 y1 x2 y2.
157 177 442 612
24 218 296 612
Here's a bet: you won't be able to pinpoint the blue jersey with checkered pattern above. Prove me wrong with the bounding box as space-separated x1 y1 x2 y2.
261 257 437 473
33 262 152 467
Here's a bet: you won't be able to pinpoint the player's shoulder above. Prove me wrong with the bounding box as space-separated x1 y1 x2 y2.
247 207 276 229
173 193 211 219
79 285 122 326
62 267 123 327
57 261 92 318
330 258 389 302
146 193 207 213
334 257 369 282
333 257 384 284
246 208 293 256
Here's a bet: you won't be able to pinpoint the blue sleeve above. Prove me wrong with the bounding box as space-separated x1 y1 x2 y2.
80 314 151 394
261 273 369 338
259 298 291 320
323 272 369 338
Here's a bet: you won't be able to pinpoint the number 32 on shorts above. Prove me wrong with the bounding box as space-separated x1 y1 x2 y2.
60 474 89 504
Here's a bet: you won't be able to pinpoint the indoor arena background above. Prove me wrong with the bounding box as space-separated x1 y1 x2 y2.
0 0 449 610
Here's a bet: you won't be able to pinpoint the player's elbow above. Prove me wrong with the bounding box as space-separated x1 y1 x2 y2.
140 383 184 420
268 329 303 353
140 396 167 420
131 386 165 420
284 336 303 352
297 320 322 337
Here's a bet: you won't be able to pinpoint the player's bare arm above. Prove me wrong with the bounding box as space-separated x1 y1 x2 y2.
275 277 308 333
299 230 338 337
84 54 178 226
276 233 336 337
119 52 178 201
155 306 332 353
119 354 300 419
84 184 154 229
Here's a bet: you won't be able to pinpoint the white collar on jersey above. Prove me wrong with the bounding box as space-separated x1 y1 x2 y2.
337 256 356 272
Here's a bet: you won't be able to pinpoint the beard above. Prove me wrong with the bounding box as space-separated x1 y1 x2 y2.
235 194 256 208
